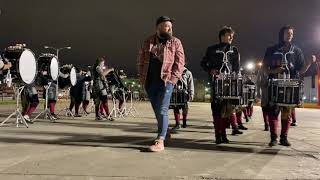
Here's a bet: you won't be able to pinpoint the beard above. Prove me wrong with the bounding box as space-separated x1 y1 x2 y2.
157 31 173 40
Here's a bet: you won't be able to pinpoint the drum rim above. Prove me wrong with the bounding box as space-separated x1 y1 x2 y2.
70 66 77 86
50 56 59 81
17 48 38 85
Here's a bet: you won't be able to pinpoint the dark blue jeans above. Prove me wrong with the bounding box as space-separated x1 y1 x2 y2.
146 82 174 140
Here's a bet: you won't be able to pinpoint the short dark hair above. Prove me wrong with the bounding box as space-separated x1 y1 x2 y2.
94 57 106 69
278 25 294 43
219 26 235 42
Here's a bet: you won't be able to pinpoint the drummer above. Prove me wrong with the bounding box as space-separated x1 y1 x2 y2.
256 67 270 131
0 56 12 71
200 26 242 144
244 76 255 121
69 68 91 117
108 70 127 114
21 83 39 123
0 56 12 85
44 81 58 120
82 69 92 115
92 57 115 121
171 66 194 131
43 66 71 120
262 25 314 146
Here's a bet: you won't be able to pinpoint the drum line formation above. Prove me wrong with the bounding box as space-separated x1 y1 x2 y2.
0 44 138 128
0 16 317 153
136 16 316 152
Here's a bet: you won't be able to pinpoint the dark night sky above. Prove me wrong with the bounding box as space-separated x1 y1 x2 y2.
1 0 320 79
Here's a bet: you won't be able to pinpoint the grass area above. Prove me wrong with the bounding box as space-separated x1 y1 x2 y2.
254 102 320 109
302 103 320 109
0 100 17 105
0 99 70 106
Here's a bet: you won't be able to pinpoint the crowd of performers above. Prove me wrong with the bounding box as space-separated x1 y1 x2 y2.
1 15 318 153
0 56 131 124
137 16 316 152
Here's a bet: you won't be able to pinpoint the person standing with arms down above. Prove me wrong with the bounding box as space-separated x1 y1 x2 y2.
137 16 185 152
92 57 115 121
171 66 194 130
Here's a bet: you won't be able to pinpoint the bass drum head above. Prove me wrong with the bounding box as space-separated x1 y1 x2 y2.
70 67 77 86
50 57 59 81
19 49 37 84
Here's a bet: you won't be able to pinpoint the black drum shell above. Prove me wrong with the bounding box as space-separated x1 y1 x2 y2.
213 75 244 105
270 79 303 106
36 54 58 86
169 80 189 109
2 48 37 84
106 71 125 89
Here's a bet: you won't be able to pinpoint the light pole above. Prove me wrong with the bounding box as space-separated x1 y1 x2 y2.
44 46 71 60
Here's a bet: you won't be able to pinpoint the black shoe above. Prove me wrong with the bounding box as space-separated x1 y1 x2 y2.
101 114 107 119
221 134 229 143
95 115 104 121
238 124 248 130
172 124 181 131
232 129 243 135
269 139 278 147
245 117 251 122
107 117 115 121
74 114 82 117
290 122 297 127
264 125 269 131
269 134 278 147
51 113 59 120
215 135 222 144
25 119 33 124
280 135 291 146
182 120 187 128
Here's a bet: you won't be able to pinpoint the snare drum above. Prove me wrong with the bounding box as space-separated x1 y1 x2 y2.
240 84 249 107
169 80 189 109
2 47 37 85
270 78 303 106
214 74 243 105
247 84 256 102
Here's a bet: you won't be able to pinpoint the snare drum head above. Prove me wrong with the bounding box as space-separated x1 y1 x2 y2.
19 49 37 84
50 57 59 80
70 67 77 86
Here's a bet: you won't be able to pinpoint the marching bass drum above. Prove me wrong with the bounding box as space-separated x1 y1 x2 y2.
2 47 37 85
106 70 125 89
37 53 59 85
58 65 77 88
38 53 59 80
70 67 77 86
